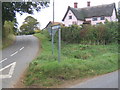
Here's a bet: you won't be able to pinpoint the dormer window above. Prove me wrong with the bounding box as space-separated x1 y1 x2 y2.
92 17 97 21
100 16 105 20
69 16 72 19
72 21 77 24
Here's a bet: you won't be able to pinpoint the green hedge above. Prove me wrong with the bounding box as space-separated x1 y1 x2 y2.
2 21 15 49
60 22 118 45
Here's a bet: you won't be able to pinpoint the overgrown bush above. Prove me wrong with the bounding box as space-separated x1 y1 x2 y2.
60 22 118 45
61 25 81 43
34 29 41 33
3 21 14 38
2 21 15 48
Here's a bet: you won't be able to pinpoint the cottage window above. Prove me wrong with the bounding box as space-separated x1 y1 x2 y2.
69 16 72 19
100 16 105 20
72 21 77 24
92 17 97 21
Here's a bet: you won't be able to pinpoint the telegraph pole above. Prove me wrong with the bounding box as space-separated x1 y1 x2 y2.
53 0 54 23
52 0 55 55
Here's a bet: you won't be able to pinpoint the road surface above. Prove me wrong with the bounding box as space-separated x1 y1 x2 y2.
70 70 119 88
0 35 39 88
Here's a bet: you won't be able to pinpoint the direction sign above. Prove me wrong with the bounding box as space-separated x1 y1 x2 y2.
49 24 61 63
52 25 60 30
51 24 61 36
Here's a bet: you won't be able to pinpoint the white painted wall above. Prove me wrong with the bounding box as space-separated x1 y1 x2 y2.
111 9 118 21
77 20 84 25
63 8 117 26
64 10 78 26
85 17 106 25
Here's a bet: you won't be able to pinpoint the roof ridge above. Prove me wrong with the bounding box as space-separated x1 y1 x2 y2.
70 3 115 10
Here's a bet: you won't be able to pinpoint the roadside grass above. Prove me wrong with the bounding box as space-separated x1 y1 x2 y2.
24 31 118 87
2 34 15 49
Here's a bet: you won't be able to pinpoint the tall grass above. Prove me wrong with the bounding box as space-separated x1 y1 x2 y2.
24 31 118 87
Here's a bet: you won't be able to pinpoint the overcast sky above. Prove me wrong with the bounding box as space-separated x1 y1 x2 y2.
16 0 119 29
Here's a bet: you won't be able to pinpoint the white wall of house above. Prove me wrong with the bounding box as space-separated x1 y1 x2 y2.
85 17 106 25
64 10 78 26
77 20 84 25
110 9 118 21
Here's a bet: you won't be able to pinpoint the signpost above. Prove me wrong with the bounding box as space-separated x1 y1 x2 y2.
49 24 61 63
58 28 61 63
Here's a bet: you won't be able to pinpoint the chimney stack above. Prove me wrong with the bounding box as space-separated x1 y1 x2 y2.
87 1 90 7
74 2 78 8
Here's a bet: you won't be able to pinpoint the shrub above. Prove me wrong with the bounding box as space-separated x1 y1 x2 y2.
60 22 118 45
3 21 14 38
60 25 81 43
34 29 41 33
2 21 15 48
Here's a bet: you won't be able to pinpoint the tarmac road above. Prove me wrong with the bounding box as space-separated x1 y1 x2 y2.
70 70 119 88
0 35 39 88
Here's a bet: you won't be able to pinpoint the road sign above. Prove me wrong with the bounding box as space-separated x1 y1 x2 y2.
52 25 61 30
50 24 61 63
48 25 60 36
51 24 61 36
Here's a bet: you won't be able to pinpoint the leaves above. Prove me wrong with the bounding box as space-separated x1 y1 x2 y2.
20 16 39 35
60 22 118 45
2 2 49 25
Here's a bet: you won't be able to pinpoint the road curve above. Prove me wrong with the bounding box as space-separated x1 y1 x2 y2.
70 70 119 88
1 35 40 88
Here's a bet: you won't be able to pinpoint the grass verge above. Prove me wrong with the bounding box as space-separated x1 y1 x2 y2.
24 31 118 87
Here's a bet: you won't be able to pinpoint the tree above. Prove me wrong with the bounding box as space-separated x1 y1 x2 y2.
20 16 39 35
2 2 49 25
2 2 49 37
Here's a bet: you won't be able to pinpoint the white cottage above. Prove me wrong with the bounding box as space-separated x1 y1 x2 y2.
62 2 118 26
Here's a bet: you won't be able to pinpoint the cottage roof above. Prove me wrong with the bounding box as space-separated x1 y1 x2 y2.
62 3 116 21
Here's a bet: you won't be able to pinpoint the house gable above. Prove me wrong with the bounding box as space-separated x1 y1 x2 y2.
63 9 79 26
110 8 118 21
62 6 85 21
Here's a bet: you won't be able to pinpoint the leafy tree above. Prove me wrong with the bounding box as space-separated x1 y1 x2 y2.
2 2 49 37
20 16 39 35
3 21 14 38
2 2 49 25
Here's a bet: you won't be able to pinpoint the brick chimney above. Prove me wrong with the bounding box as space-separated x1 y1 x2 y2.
74 2 78 8
87 1 90 7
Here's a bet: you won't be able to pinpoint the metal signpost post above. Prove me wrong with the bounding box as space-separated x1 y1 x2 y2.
50 24 61 63
51 27 54 55
58 28 61 63
48 26 57 55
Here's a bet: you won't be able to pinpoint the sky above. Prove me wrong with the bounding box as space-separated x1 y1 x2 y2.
16 0 120 30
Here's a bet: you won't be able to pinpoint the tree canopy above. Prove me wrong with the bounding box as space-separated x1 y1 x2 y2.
20 16 40 35
2 2 49 25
